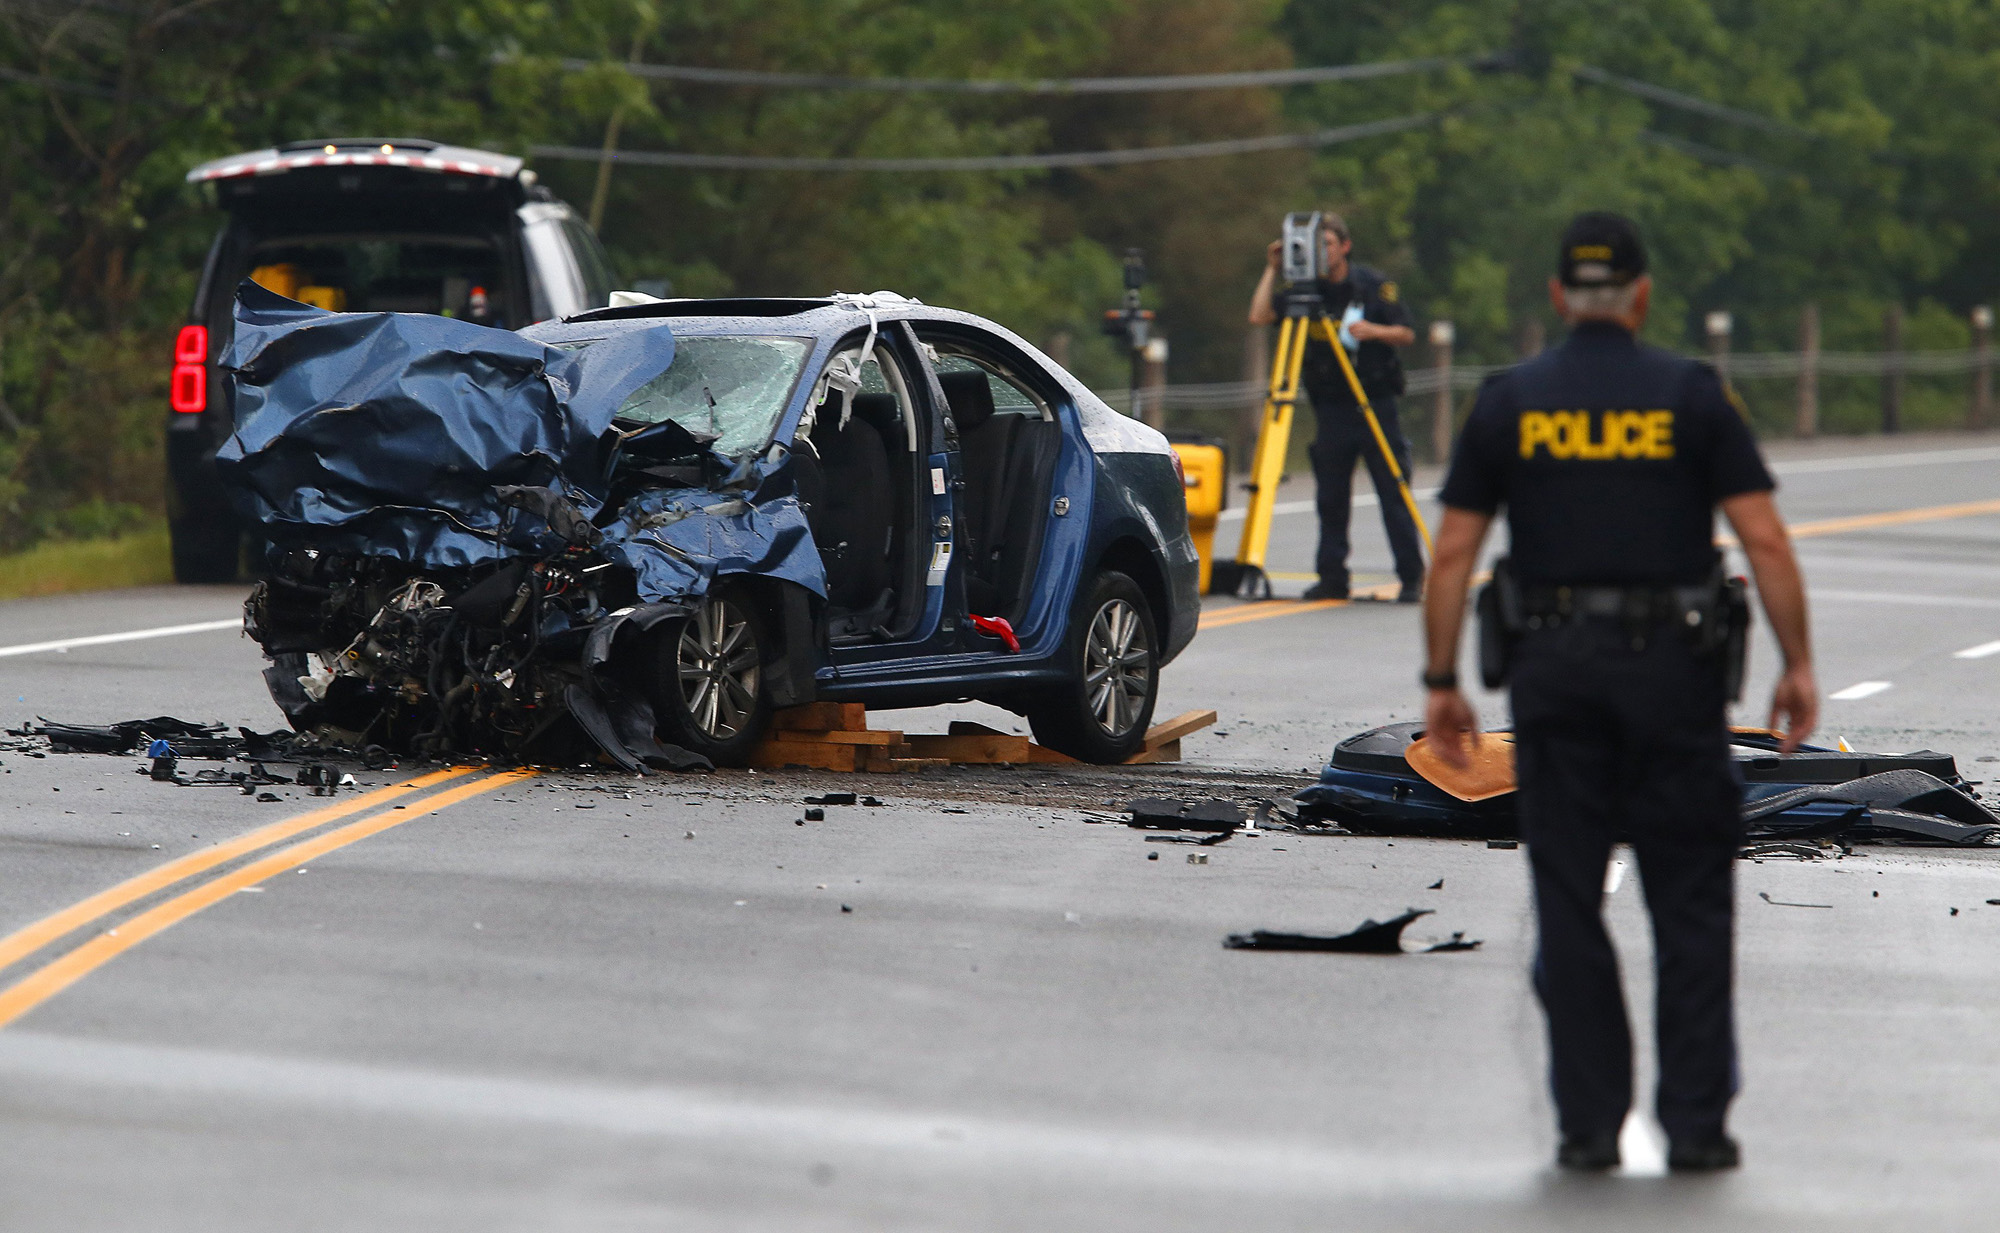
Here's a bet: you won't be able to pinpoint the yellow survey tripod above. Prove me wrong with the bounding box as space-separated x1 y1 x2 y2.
1209 285 1433 599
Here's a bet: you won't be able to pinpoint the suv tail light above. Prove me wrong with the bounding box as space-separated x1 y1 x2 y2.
170 325 207 413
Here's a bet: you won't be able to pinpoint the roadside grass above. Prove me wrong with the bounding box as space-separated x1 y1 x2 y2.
0 524 175 601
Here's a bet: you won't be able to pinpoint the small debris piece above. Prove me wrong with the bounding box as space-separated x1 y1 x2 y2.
942 807 969 815
1427 878 1444 890
805 793 857 806
1147 851 1159 860
1187 853 1209 865
1487 839 1519 850
1424 932 1482 953
256 792 282 803
1951 907 1959 916
1741 842 1829 861
684 830 696 839
841 904 853 914
1125 798 1242 832
1758 891 1832 909
804 807 825 821
860 796 885 807
1988 899 2000 906
1225 908 1460 954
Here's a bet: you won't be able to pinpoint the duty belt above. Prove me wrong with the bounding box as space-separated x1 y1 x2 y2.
1519 582 1718 627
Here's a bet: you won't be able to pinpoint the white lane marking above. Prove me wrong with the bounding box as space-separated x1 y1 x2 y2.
1214 486 1441 523
1954 640 2000 659
1810 589 2000 610
0 618 241 659
0 1031 1537 1201
1830 680 1893 701
1769 444 2000 476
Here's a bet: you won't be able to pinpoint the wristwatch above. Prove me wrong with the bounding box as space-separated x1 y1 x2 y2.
1421 669 1459 690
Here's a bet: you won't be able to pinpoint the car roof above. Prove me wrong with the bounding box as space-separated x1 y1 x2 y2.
539 292 1021 342
187 138 526 185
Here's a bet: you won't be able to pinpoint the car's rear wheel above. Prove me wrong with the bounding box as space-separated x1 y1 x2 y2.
1027 570 1159 764
170 515 240 583
648 591 773 766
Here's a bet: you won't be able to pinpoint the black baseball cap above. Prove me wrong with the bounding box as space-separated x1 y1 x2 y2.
1558 212 1647 287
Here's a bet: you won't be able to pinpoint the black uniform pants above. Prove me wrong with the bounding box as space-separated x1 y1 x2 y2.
1509 617 1742 1145
1308 394 1424 592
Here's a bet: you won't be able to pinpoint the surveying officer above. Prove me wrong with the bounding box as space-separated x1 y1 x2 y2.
1247 212 1423 601
1419 213 1818 1172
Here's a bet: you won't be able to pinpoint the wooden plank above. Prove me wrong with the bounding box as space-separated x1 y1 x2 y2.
807 729 908 747
905 732 1037 764
1123 739 1181 765
1141 709 1218 751
771 703 867 733
749 739 858 772
877 757 950 772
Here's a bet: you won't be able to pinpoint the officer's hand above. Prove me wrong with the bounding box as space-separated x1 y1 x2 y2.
1769 664 1819 754
1266 239 1283 269
1424 688 1479 769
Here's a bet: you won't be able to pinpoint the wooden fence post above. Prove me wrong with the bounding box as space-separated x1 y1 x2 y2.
1796 303 1820 438
1972 306 1993 430
1429 319 1455 463
1881 304 1904 433
1705 311 1733 384
1140 337 1168 430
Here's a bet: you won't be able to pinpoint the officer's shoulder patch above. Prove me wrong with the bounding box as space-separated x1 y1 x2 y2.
1379 280 1400 303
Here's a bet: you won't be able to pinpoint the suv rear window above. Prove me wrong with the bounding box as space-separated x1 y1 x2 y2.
246 234 512 325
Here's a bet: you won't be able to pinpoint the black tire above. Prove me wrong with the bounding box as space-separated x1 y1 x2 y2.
646 591 774 767
1028 570 1160 764
170 515 241 583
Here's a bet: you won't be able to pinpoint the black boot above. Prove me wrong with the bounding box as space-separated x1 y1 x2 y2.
1556 1132 1621 1172
1301 580 1349 601
1667 1134 1740 1171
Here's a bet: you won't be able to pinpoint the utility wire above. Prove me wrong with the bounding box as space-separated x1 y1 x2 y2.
1573 64 1816 140
542 54 1471 94
529 112 1439 173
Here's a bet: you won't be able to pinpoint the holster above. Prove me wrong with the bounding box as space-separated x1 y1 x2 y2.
1475 556 1525 689
1720 575 1751 702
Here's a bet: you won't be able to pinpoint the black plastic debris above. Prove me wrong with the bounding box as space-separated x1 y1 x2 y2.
256 792 282 803
1225 908 1481 954
1427 878 1444 890
1741 842 1833 861
1300 721 2000 848
804 807 825 821
805 793 857 806
1125 798 1243 832
1488 839 1518 850
1758 891 1833 909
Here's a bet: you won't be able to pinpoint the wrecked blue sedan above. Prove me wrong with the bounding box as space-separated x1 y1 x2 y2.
224 286 1199 770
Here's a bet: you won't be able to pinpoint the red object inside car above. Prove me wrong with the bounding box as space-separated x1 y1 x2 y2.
171 325 208 413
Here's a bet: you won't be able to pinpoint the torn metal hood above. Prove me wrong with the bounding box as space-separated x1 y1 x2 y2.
215 282 675 568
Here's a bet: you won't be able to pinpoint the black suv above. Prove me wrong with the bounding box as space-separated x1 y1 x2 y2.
167 138 616 582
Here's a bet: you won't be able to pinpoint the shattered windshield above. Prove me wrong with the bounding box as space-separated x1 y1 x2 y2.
599 335 813 456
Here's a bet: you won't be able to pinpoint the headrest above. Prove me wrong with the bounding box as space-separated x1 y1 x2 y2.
938 369 996 434
849 392 902 444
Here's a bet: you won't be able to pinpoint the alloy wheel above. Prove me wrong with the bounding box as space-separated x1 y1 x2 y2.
1084 597 1151 736
676 597 761 740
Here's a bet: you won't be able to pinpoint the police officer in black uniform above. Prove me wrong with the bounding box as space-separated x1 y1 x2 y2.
1419 213 1819 1172
1248 212 1424 601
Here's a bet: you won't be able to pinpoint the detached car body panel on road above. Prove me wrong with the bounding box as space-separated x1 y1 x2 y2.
169 139 615 582
223 290 1199 768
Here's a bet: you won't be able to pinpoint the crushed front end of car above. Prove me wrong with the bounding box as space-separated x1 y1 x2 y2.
219 285 824 772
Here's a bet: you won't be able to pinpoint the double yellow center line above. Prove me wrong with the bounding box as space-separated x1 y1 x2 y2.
0 765 532 1031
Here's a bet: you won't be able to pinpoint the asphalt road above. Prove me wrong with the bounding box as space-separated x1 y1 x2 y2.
3 431 2000 1231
